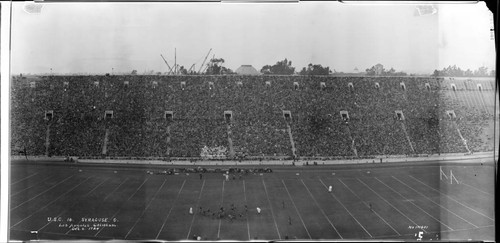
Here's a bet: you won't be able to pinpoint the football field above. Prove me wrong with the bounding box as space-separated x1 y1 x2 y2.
9 159 495 241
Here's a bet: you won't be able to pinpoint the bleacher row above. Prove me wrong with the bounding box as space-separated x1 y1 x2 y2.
10 75 497 158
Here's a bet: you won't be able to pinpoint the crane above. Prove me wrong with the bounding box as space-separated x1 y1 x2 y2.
198 48 212 74
160 54 174 75
188 64 196 74
202 54 215 74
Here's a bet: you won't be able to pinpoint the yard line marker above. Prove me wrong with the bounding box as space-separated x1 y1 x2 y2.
10 172 40 186
392 176 478 228
243 180 251 241
12 177 92 228
11 175 58 197
409 175 494 222
282 180 311 239
155 179 186 239
354 178 424 234
217 180 225 239
11 174 75 211
338 178 400 236
65 177 130 235
185 179 206 240
94 178 150 237
319 178 373 238
37 178 110 232
460 182 493 197
300 179 343 239
103 178 130 201
261 179 281 240
125 178 168 239
374 177 453 231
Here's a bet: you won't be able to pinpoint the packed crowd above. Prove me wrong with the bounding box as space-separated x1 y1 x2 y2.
10 75 495 158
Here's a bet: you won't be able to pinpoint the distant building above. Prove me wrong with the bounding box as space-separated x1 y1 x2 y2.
235 65 260 75
353 67 359 73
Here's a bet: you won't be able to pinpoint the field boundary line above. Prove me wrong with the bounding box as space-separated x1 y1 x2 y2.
11 176 92 228
374 177 453 231
11 174 75 211
355 178 425 233
125 178 168 239
11 175 58 197
217 179 225 239
338 178 400 236
37 177 110 232
155 179 186 239
439 224 494 233
11 172 40 186
409 175 494 222
300 179 343 239
243 180 251 240
65 177 130 235
94 177 150 237
185 179 206 240
282 180 312 239
318 178 373 238
391 176 478 228
261 178 281 240
460 182 493 197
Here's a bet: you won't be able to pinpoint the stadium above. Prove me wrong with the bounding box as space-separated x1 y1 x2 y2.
9 74 497 241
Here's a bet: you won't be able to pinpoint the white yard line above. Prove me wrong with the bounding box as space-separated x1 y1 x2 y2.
11 175 75 211
94 178 150 237
460 182 494 197
281 180 311 239
338 178 400 236
261 179 282 240
392 176 478 228
300 179 343 239
185 179 206 240
318 178 373 238
355 178 425 234
12 177 92 228
243 180 251 241
374 177 454 231
10 172 40 186
11 175 57 197
37 178 109 231
125 178 168 239
65 177 130 235
155 179 186 239
217 180 225 239
409 175 494 222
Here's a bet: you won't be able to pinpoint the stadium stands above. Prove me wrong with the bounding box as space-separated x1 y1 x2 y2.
10 75 497 159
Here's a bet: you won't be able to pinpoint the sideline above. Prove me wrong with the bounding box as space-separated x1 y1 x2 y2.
10 151 495 169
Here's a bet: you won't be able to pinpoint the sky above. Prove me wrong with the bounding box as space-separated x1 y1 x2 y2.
10 1 495 75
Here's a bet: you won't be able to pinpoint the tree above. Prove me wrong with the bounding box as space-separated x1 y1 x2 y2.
261 65 272 75
261 58 295 75
299 63 331 75
432 70 441 77
490 70 496 77
205 58 226 75
474 66 488 76
178 66 188 75
131 70 137 75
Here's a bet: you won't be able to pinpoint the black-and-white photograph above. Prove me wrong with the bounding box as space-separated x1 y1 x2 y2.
2 1 497 242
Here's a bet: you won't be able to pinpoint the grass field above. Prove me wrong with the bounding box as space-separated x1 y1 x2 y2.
9 159 495 241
